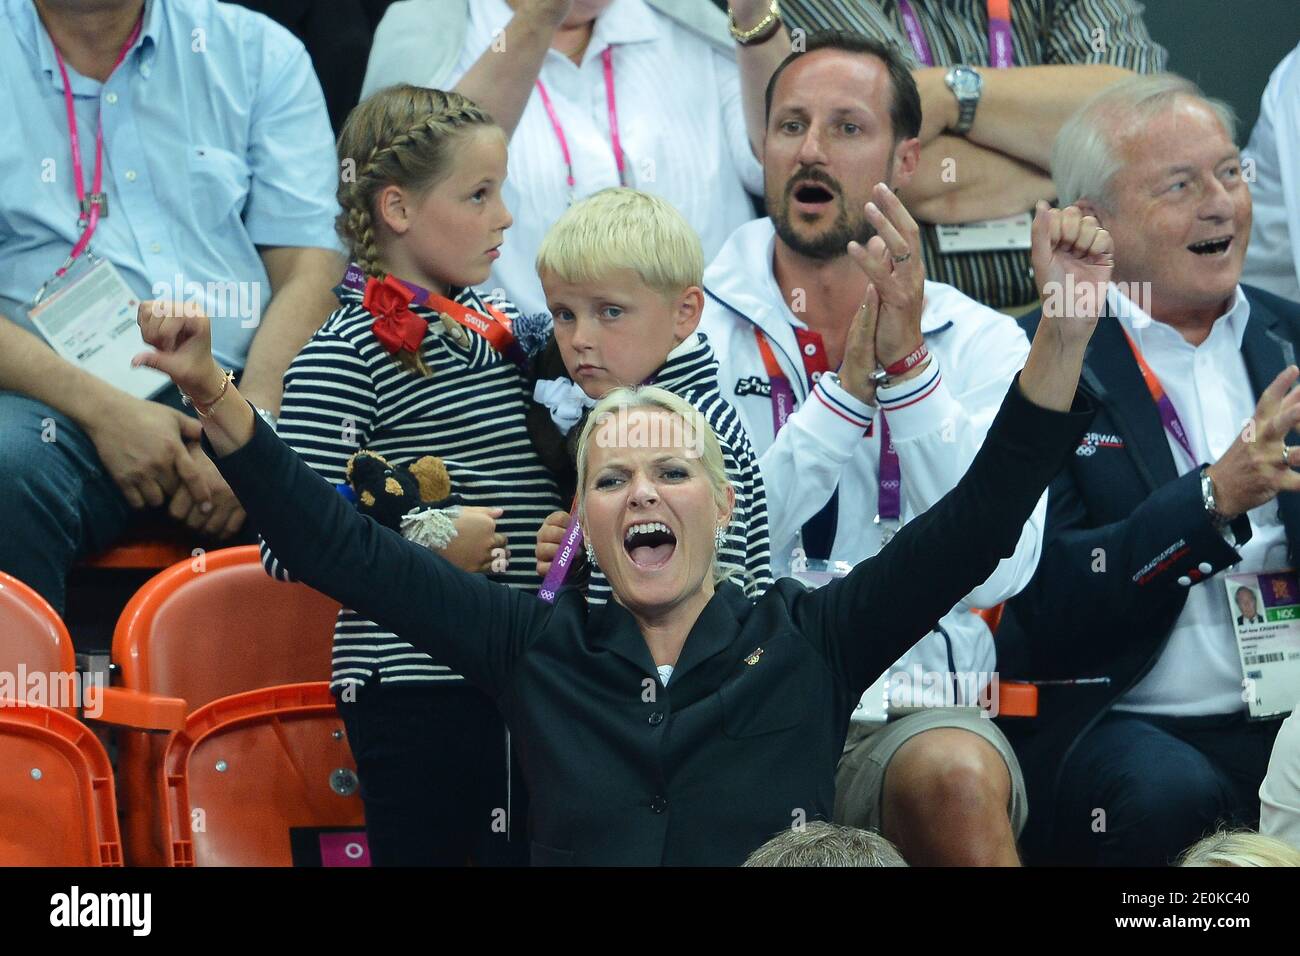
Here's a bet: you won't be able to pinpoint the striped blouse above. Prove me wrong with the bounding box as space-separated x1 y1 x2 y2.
581 332 774 603
261 281 561 692
778 0 1168 309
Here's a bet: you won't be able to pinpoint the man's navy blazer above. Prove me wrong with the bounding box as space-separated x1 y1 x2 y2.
998 284 1300 859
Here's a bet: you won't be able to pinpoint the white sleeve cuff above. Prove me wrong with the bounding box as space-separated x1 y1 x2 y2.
811 373 874 430
876 356 959 439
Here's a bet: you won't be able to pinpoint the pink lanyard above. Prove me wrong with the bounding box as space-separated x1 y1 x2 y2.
896 0 1014 69
51 16 142 277
534 47 628 204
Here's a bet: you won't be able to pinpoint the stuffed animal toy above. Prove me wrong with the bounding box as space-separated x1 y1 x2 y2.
344 449 461 550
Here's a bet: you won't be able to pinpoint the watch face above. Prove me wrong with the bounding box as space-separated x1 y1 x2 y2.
950 68 982 98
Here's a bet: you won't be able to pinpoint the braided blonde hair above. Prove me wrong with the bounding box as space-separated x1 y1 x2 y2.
336 84 497 376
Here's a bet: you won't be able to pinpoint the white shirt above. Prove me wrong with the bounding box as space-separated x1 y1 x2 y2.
1111 285 1289 716
1243 44 1300 303
701 218 1041 721
1260 703 1300 849
446 0 762 319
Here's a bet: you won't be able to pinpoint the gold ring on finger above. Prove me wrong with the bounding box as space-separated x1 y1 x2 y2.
1285 442 1293 467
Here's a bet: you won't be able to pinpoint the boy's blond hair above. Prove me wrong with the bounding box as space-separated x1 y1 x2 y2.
535 188 704 296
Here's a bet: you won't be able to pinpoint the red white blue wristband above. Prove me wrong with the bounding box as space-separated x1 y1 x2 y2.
884 342 929 376
870 343 930 386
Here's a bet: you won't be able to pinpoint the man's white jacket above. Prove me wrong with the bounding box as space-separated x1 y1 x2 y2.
700 218 1043 720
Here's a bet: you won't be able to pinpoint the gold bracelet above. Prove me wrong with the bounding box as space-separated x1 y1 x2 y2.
729 0 782 45
181 368 235 418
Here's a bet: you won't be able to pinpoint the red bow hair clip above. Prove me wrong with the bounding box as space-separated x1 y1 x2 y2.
363 275 427 355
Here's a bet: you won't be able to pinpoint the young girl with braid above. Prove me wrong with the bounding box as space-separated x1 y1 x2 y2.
260 84 559 865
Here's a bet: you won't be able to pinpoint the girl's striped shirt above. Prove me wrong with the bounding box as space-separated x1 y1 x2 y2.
261 280 560 692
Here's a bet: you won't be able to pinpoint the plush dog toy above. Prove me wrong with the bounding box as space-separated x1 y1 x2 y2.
344 449 461 550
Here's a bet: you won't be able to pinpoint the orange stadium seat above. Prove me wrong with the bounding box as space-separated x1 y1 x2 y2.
0 571 77 716
104 545 340 866
0 701 124 866
974 604 1038 718
80 516 194 571
0 572 123 865
161 682 365 866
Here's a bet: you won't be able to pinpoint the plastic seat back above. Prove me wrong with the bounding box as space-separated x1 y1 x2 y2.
164 683 366 866
112 546 340 865
113 545 339 708
0 701 122 866
0 572 76 715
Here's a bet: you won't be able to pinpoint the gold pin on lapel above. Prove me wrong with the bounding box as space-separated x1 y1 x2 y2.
744 647 764 666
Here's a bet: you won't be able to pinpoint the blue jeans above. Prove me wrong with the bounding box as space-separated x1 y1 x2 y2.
0 391 137 614
1055 710 1283 865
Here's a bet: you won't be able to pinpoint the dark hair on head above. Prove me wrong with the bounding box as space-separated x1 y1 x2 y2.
763 29 922 142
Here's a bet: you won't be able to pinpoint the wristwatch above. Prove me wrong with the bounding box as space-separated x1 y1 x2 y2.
944 65 984 135
1200 466 1230 530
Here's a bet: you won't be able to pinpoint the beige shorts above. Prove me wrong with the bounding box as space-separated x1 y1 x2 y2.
833 707 1028 836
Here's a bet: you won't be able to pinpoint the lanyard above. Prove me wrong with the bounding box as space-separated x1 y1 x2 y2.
538 504 583 605
754 326 901 526
535 47 628 204
896 0 1014 69
1121 330 1198 466
51 16 142 278
341 264 527 369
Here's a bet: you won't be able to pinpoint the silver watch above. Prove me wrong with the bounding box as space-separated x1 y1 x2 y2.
944 65 983 135
1200 467 1229 529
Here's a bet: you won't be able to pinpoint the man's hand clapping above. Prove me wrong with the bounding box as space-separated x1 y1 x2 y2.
840 182 927 404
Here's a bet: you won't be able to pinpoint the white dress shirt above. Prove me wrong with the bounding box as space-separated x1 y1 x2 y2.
446 0 762 319
1243 44 1300 303
1112 285 1289 716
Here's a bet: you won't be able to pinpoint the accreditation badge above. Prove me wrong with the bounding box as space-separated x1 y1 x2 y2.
27 252 170 400
1224 570 1300 719
935 211 1033 254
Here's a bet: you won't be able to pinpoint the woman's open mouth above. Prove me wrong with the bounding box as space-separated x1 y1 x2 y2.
623 521 677 569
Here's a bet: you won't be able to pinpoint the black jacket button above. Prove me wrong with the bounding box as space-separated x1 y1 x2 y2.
648 711 664 725
650 795 668 813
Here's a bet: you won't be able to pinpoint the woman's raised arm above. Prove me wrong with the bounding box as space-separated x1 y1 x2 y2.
798 203 1108 693
133 303 544 694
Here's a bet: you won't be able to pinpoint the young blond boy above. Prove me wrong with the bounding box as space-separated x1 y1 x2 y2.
530 188 772 599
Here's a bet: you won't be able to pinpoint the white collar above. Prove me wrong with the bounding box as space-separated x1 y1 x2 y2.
1112 283 1251 352
705 217 955 338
